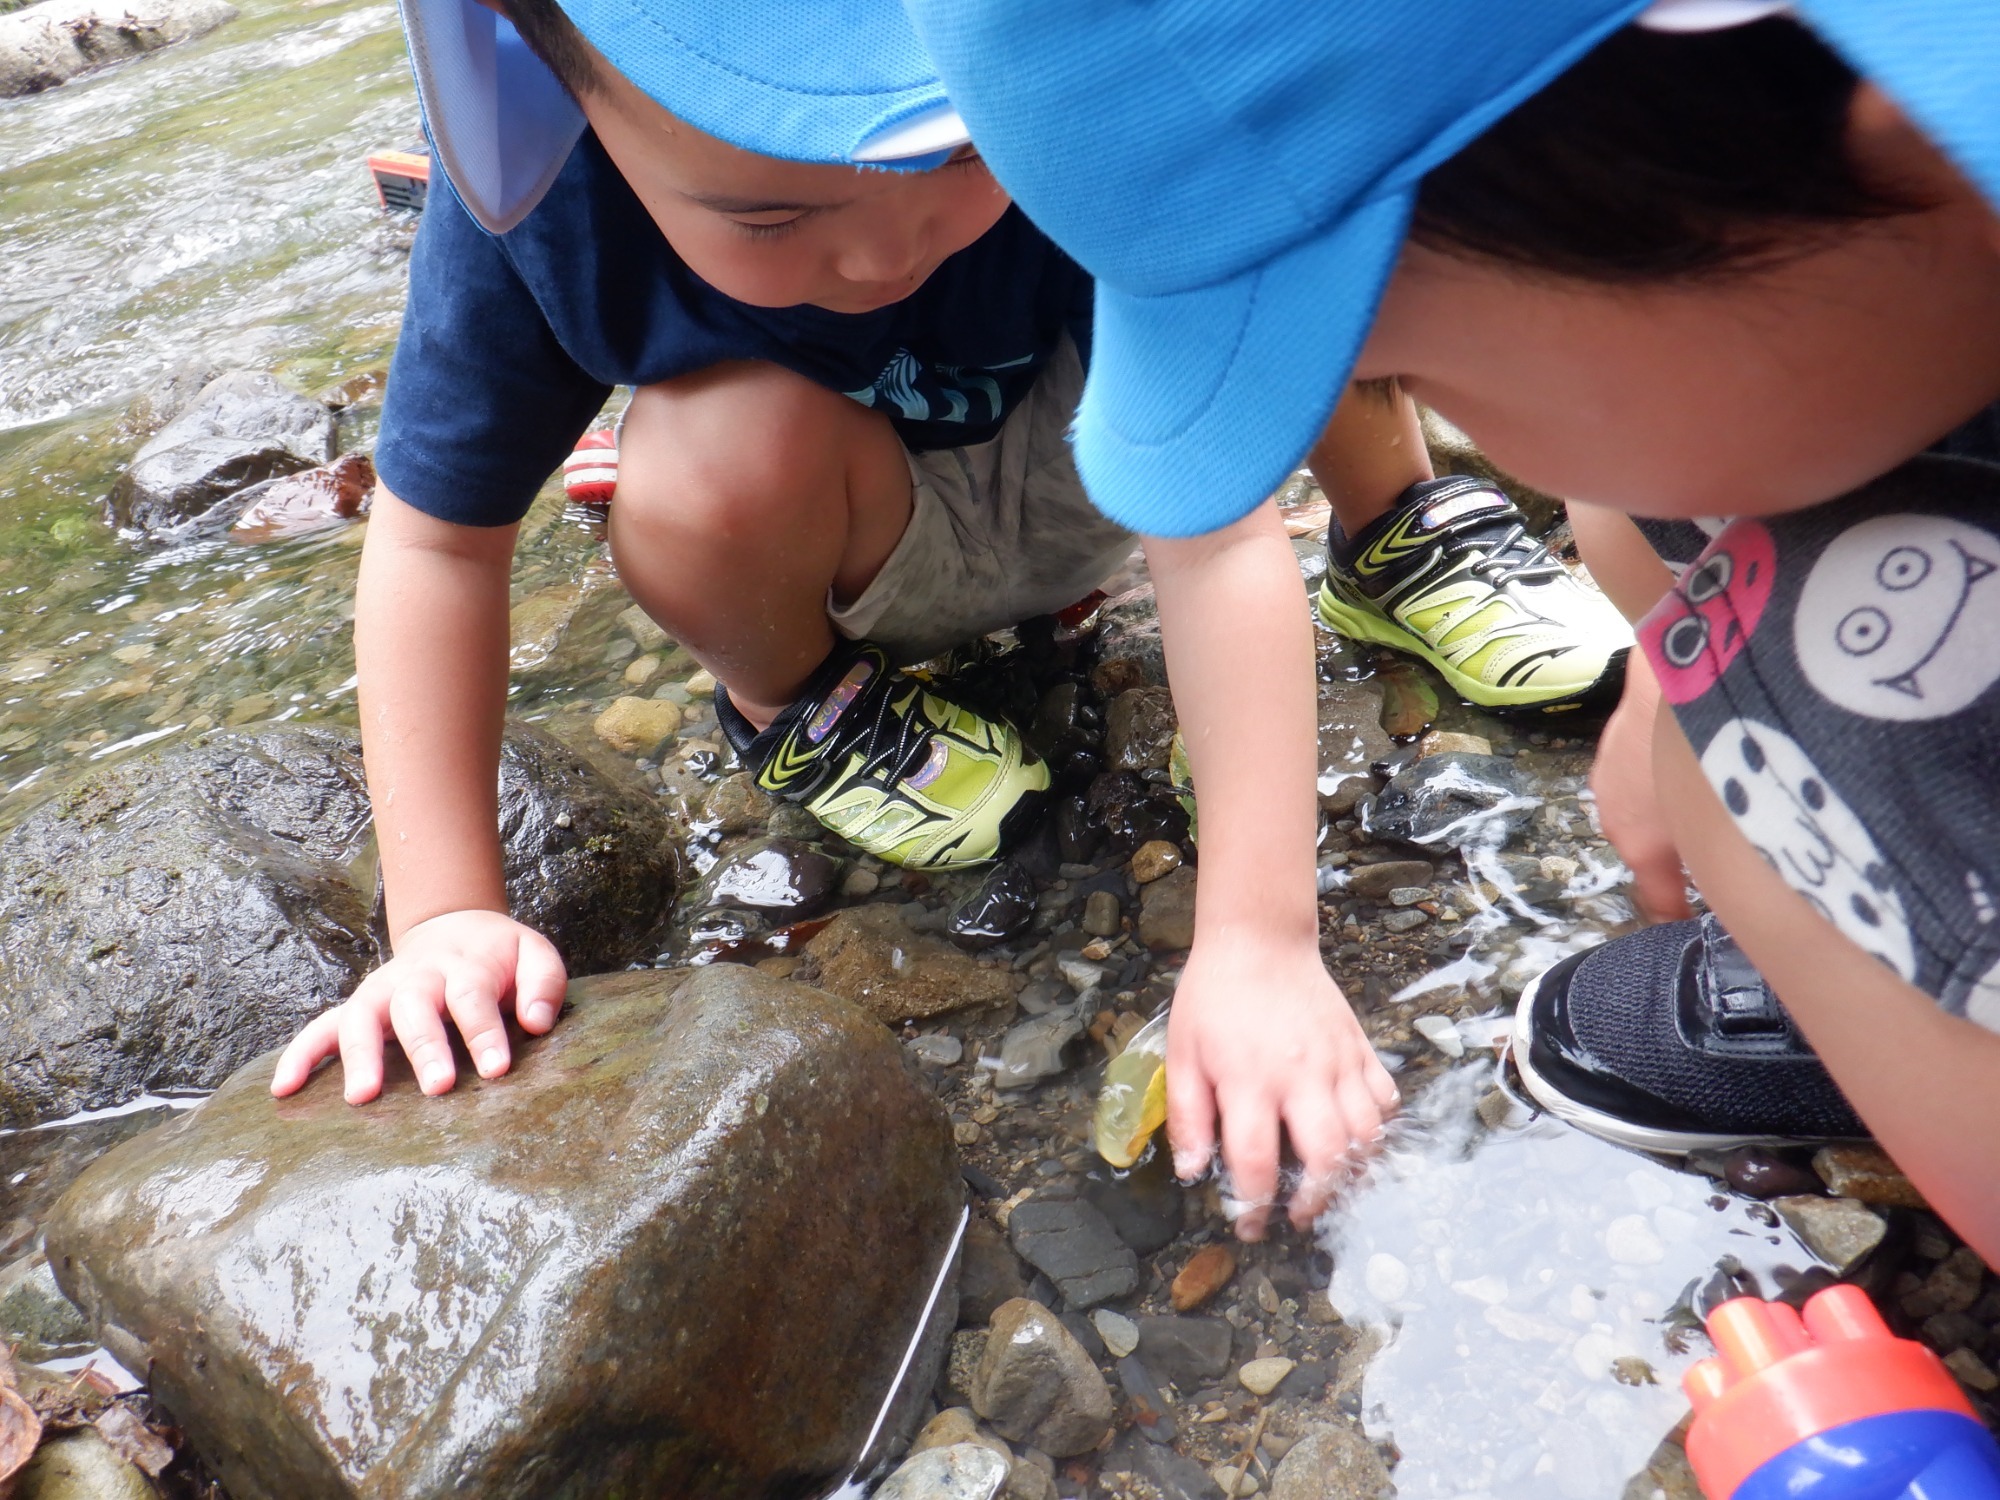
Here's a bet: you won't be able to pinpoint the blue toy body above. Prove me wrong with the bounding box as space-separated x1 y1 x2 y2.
1730 1408 2000 1500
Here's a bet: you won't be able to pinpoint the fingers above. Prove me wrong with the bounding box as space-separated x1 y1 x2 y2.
388 972 456 1096
445 966 512 1080
1164 1048 1218 1185
1218 1094 1281 1243
513 929 568 1033
1280 1089 1349 1229
271 1009 342 1097
336 990 392 1105
1629 847 1694 924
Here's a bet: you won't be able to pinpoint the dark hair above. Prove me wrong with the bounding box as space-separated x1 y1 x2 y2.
493 0 601 98
1410 18 1933 282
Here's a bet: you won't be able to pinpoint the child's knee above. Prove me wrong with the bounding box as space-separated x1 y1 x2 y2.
614 361 883 543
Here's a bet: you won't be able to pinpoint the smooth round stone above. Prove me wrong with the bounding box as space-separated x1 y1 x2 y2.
1363 1252 1411 1301
909 1033 964 1067
1128 840 1182 884
1238 1356 1295 1396
1092 1308 1140 1359
1604 1213 1666 1265
1212 1464 1259 1496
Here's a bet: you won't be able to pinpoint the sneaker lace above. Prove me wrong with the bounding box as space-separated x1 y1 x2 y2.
824 671 944 790
1465 522 1565 589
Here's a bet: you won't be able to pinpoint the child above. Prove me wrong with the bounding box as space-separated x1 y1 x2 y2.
904 0 2000 1262
268 0 1403 1242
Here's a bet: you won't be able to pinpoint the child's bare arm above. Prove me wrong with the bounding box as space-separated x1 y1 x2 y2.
270 486 566 1103
1657 713 2000 1264
1567 502 1693 920
1144 502 1398 1240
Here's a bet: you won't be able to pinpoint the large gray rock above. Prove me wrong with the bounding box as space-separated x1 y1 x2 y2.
44 966 963 1500
105 370 333 535
0 722 681 1125
0 0 235 97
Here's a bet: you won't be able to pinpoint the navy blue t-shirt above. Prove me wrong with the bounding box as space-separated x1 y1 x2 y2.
375 131 1094 527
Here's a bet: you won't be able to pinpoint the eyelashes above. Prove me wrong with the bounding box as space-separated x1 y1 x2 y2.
733 217 803 241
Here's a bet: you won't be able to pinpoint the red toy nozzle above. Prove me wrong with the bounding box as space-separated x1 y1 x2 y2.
1684 1286 1977 1500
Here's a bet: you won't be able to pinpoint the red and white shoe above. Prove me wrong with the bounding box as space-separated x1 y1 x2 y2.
562 430 618 506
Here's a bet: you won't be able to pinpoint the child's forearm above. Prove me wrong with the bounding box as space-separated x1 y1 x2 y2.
1143 501 1319 946
1567 501 1675 623
355 486 519 943
1657 711 2000 1264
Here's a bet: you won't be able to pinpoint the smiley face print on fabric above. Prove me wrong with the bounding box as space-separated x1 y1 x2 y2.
1793 513 2000 721
1698 718 1916 981
1639 520 1777 706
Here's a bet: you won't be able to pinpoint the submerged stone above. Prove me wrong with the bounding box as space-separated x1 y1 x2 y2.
802 904 1014 1022
105 370 334 535
0 722 680 1126
1362 751 1536 851
44 966 962 1500
947 860 1038 950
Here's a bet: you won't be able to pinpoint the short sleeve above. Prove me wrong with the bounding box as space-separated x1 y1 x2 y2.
374 181 613 527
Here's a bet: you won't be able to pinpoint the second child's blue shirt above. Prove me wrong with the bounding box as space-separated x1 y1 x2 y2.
376 130 1094 527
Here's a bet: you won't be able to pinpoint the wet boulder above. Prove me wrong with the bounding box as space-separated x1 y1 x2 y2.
43 965 964 1500
0 722 680 1126
0 0 236 98
105 370 334 535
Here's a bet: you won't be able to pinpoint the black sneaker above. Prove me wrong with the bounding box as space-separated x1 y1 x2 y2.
714 641 1050 870
1511 916 1868 1154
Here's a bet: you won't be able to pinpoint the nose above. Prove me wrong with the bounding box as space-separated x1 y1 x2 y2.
835 219 927 286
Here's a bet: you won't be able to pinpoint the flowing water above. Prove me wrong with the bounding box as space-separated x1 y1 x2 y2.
0 0 620 827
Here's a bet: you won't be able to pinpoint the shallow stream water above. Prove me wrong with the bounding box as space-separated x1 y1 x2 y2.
0 11 1848 1497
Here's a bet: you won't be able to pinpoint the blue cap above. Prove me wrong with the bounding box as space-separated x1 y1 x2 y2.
905 0 2000 537
399 0 971 234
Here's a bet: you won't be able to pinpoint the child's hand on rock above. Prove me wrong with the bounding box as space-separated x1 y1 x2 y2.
270 909 567 1104
1164 934 1398 1241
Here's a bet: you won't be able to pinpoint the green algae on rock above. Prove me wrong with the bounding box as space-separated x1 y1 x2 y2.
44 965 963 1500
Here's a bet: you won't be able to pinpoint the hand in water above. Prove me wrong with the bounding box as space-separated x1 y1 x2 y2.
270 909 567 1104
1164 933 1399 1239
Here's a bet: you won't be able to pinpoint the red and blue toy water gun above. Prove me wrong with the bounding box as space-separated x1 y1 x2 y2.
1684 1284 2000 1499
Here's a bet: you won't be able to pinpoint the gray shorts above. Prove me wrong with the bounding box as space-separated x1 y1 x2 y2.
831 336 1137 663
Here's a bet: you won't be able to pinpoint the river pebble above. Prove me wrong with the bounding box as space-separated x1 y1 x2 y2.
1129 839 1182 883
970 1300 1116 1458
593 695 683 754
1092 1308 1140 1359
1238 1356 1295 1396
1774 1195 1885 1272
1170 1243 1236 1311
873 1443 1012 1500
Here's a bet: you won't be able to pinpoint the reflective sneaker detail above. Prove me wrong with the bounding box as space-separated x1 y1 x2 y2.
719 643 1048 870
1317 476 1632 712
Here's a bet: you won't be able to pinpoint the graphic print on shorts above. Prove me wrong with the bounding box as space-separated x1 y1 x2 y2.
1639 520 1776 705
1697 717 1915 980
1793 513 2000 721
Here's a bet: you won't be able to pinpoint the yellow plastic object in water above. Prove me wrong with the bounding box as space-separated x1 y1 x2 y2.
1094 1010 1170 1169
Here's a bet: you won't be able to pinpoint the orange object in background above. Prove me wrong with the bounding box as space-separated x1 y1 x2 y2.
367 149 430 213
1683 1284 2000 1500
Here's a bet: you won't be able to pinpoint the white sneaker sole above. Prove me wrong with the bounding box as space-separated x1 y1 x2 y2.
1509 971 1863 1157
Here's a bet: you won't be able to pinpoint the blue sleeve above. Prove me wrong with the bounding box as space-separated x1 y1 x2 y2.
374 182 613 527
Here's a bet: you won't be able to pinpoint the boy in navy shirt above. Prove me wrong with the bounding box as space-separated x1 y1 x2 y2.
272 0 1400 1241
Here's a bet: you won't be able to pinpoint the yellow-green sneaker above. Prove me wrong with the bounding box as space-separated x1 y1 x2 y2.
715 642 1049 869
1317 476 1631 713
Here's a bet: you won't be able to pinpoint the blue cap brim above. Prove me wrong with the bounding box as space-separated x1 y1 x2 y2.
1073 190 1414 539
399 0 586 233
